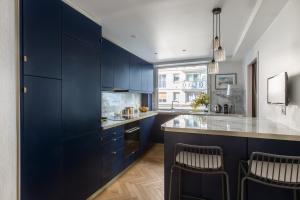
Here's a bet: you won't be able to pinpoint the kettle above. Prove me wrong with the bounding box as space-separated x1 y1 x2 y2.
213 104 222 113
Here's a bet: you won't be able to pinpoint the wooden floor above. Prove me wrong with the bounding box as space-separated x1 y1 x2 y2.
93 144 164 200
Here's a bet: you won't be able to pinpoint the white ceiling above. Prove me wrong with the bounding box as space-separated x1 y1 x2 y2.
64 0 287 63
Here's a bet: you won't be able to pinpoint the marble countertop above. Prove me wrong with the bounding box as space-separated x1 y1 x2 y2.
102 111 158 130
162 115 300 142
157 110 243 117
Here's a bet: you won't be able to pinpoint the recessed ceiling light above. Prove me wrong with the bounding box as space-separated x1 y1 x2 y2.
182 49 187 52
154 52 158 55
130 35 136 39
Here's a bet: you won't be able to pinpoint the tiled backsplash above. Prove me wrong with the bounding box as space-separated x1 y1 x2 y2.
102 92 141 117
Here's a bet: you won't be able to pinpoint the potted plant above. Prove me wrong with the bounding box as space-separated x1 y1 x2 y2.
191 93 210 112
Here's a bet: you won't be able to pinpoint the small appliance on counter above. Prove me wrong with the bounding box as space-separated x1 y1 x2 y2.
122 107 135 116
223 104 229 114
213 104 222 113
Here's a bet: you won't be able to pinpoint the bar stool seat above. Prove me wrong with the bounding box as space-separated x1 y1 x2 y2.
238 152 300 200
169 143 230 200
249 160 300 183
176 151 222 169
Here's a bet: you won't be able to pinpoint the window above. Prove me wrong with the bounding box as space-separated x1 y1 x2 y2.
173 92 180 101
158 92 167 103
173 74 180 83
158 74 166 88
157 65 208 110
185 92 201 103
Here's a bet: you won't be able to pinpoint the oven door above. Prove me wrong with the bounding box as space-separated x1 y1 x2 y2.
124 126 140 158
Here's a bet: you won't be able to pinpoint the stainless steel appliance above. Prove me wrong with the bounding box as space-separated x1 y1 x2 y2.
124 122 140 158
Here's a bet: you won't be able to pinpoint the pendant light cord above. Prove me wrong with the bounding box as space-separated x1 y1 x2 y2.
219 13 221 46
212 12 215 59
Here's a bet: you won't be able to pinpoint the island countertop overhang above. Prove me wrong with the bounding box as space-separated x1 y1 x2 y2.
161 115 300 142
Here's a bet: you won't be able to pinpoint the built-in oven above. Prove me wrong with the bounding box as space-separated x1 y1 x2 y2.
124 121 140 158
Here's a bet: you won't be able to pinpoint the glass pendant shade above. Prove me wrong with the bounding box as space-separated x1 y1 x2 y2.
215 46 226 62
208 60 219 74
213 36 220 50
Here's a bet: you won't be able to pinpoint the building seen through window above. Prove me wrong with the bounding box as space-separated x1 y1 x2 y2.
157 65 208 110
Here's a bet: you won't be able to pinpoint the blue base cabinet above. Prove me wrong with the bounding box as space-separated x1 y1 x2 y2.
140 116 155 152
63 132 102 200
101 127 125 184
22 76 63 200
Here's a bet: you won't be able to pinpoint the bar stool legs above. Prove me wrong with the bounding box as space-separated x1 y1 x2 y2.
169 165 230 200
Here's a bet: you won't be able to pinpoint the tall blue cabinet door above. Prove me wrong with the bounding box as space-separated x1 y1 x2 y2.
62 35 101 139
113 47 130 89
129 55 142 91
140 116 155 152
22 0 61 79
63 132 102 200
22 76 63 200
101 39 114 89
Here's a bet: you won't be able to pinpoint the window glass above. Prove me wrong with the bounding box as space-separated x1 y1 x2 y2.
157 65 208 110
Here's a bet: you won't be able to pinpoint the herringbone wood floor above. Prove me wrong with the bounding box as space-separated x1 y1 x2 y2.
93 144 164 200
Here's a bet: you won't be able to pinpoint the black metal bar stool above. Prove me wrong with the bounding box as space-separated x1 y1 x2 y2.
238 152 300 200
169 143 230 200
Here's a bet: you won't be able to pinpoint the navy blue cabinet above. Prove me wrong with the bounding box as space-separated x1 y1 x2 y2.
141 63 154 93
129 55 142 91
22 76 63 200
114 47 130 89
101 39 153 93
63 3 101 47
101 127 125 184
140 116 155 152
62 35 101 139
101 39 114 89
63 132 102 200
22 0 61 79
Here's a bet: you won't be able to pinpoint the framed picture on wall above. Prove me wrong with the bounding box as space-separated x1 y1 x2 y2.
215 73 237 90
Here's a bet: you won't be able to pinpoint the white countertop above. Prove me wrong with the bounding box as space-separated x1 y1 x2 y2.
157 110 243 117
162 115 300 142
102 111 158 130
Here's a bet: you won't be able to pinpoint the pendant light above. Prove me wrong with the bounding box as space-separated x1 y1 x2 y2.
208 9 219 74
215 8 226 62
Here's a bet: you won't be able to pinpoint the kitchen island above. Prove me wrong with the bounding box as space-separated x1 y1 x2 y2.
162 115 300 200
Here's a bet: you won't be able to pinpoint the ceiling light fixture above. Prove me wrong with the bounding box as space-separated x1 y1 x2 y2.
208 8 221 74
215 8 226 62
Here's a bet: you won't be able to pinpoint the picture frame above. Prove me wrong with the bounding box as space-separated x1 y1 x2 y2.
215 73 237 90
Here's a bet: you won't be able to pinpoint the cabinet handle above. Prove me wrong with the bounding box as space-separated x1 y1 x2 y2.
112 138 117 142
23 87 28 94
24 56 29 63
112 151 117 155
100 137 103 142
112 132 117 135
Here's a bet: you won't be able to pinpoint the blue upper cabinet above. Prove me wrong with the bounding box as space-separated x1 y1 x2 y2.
129 55 142 91
22 0 61 79
113 46 130 89
62 3 101 48
101 38 153 93
141 62 154 93
101 39 115 89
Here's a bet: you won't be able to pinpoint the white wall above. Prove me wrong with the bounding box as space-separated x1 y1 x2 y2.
0 0 19 199
242 0 300 130
210 60 245 114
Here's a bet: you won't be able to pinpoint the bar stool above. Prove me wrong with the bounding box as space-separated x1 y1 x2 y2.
238 152 300 200
169 143 230 200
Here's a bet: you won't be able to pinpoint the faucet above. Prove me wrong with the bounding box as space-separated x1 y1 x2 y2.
171 101 179 110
